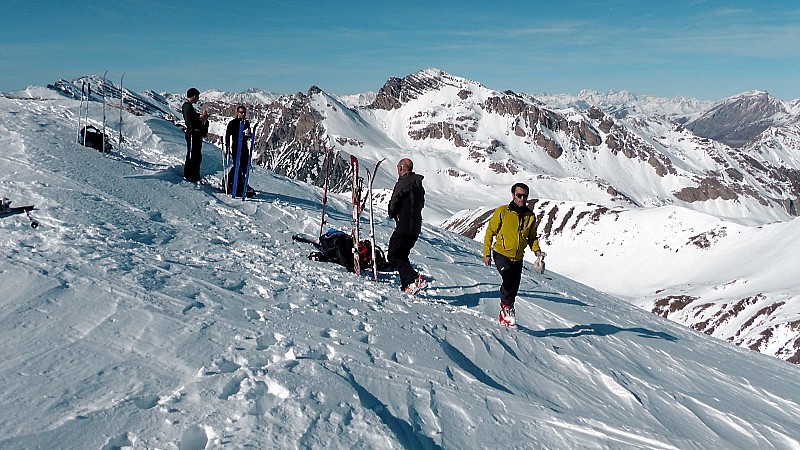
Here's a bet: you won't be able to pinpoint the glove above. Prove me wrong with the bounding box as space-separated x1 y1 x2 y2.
533 252 546 274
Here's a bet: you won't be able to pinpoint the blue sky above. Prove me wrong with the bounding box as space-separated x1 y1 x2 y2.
3 1 799 100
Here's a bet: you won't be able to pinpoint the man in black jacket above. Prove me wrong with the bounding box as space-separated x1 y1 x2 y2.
182 88 209 182
388 158 426 294
224 105 252 196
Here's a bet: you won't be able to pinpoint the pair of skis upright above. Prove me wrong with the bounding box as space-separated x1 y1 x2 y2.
323 155 382 280
350 156 363 275
364 158 385 281
77 81 91 147
76 71 124 154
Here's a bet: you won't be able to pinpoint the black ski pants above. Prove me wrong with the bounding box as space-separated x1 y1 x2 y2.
388 230 419 288
227 148 250 195
493 251 524 307
184 132 204 182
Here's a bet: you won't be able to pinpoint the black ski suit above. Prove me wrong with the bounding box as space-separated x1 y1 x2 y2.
225 118 251 195
182 100 208 182
387 171 425 288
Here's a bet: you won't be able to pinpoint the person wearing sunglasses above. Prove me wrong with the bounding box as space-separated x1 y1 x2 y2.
181 87 210 183
482 182 543 327
224 105 254 197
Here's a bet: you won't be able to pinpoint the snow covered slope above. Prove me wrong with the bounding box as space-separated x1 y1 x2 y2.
2 85 800 448
445 200 800 364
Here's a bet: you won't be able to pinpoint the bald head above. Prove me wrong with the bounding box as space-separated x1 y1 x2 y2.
397 158 413 176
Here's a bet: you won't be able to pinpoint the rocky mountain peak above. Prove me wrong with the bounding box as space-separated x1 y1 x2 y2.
687 90 788 147
368 68 479 110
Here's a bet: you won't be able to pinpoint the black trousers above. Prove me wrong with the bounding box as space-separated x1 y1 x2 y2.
388 231 419 288
227 149 250 194
493 251 524 307
184 132 203 182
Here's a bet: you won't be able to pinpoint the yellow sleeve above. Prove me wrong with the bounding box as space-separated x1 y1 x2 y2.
483 207 502 257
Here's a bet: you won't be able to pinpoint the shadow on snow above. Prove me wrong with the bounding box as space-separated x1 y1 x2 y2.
517 323 678 341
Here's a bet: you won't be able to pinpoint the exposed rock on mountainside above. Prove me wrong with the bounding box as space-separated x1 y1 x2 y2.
687 91 789 147
653 293 800 364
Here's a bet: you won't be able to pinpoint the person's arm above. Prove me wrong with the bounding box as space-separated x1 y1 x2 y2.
483 208 501 265
225 121 232 153
387 183 404 219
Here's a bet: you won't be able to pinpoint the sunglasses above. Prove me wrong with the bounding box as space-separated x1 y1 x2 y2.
237 110 245 114
515 192 528 199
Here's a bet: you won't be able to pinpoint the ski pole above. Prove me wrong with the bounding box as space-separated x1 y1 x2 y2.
242 125 257 201
319 148 332 237
102 70 108 153
77 81 85 145
119 72 125 150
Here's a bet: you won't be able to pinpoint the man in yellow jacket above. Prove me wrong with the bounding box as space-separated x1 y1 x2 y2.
483 183 543 326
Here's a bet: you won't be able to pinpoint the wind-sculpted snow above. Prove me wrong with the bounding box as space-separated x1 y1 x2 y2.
2 89 800 449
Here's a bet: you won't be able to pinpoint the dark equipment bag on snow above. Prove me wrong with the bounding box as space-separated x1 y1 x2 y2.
293 230 388 273
78 125 112 152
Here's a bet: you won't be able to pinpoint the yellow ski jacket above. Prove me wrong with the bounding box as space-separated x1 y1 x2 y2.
483 204 541 262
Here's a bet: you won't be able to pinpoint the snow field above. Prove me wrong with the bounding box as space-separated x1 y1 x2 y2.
2 93 800 448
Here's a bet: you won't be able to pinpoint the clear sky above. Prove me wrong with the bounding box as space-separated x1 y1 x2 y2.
3 0 799 100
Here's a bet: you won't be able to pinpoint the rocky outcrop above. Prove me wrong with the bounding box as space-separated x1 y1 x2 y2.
409 121 468 147
368 68 459 110
588 107 676 177
687 91 788 148
673 177 739 203
652 292 800 365
483 96 603 151
253 88 351 192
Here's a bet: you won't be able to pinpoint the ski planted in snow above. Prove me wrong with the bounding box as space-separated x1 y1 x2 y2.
350 155 362 275
240 124 257 201
82 83 91 147
118 72 125 150
319 149 333 237
364 158 386 281
77 81 85 145
102 70 108 154
221 140 230 193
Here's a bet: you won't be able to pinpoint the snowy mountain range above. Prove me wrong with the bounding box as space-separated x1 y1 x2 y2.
3 77 800 448
39 69 800 367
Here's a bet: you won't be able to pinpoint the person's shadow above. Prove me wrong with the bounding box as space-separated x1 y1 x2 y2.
517 323 677 341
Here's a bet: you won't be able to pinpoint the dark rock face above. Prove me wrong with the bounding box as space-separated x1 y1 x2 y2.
686 91 788 148
369 70 449 111
253 88 352 192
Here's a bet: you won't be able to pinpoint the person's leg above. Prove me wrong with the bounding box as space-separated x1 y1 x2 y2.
193 140 203 181
184 134 203 182
184 134 193 180
493 251 523 308
389 232 419 288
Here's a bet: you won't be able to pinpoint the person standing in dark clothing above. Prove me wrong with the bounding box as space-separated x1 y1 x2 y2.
387 158 426 294
224 105 252 196
182 87 209 182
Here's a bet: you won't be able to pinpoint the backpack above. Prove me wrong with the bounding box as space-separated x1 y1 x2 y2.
78 125 112 152
357 239 389 272
305 229 388 273
314 229 355 271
